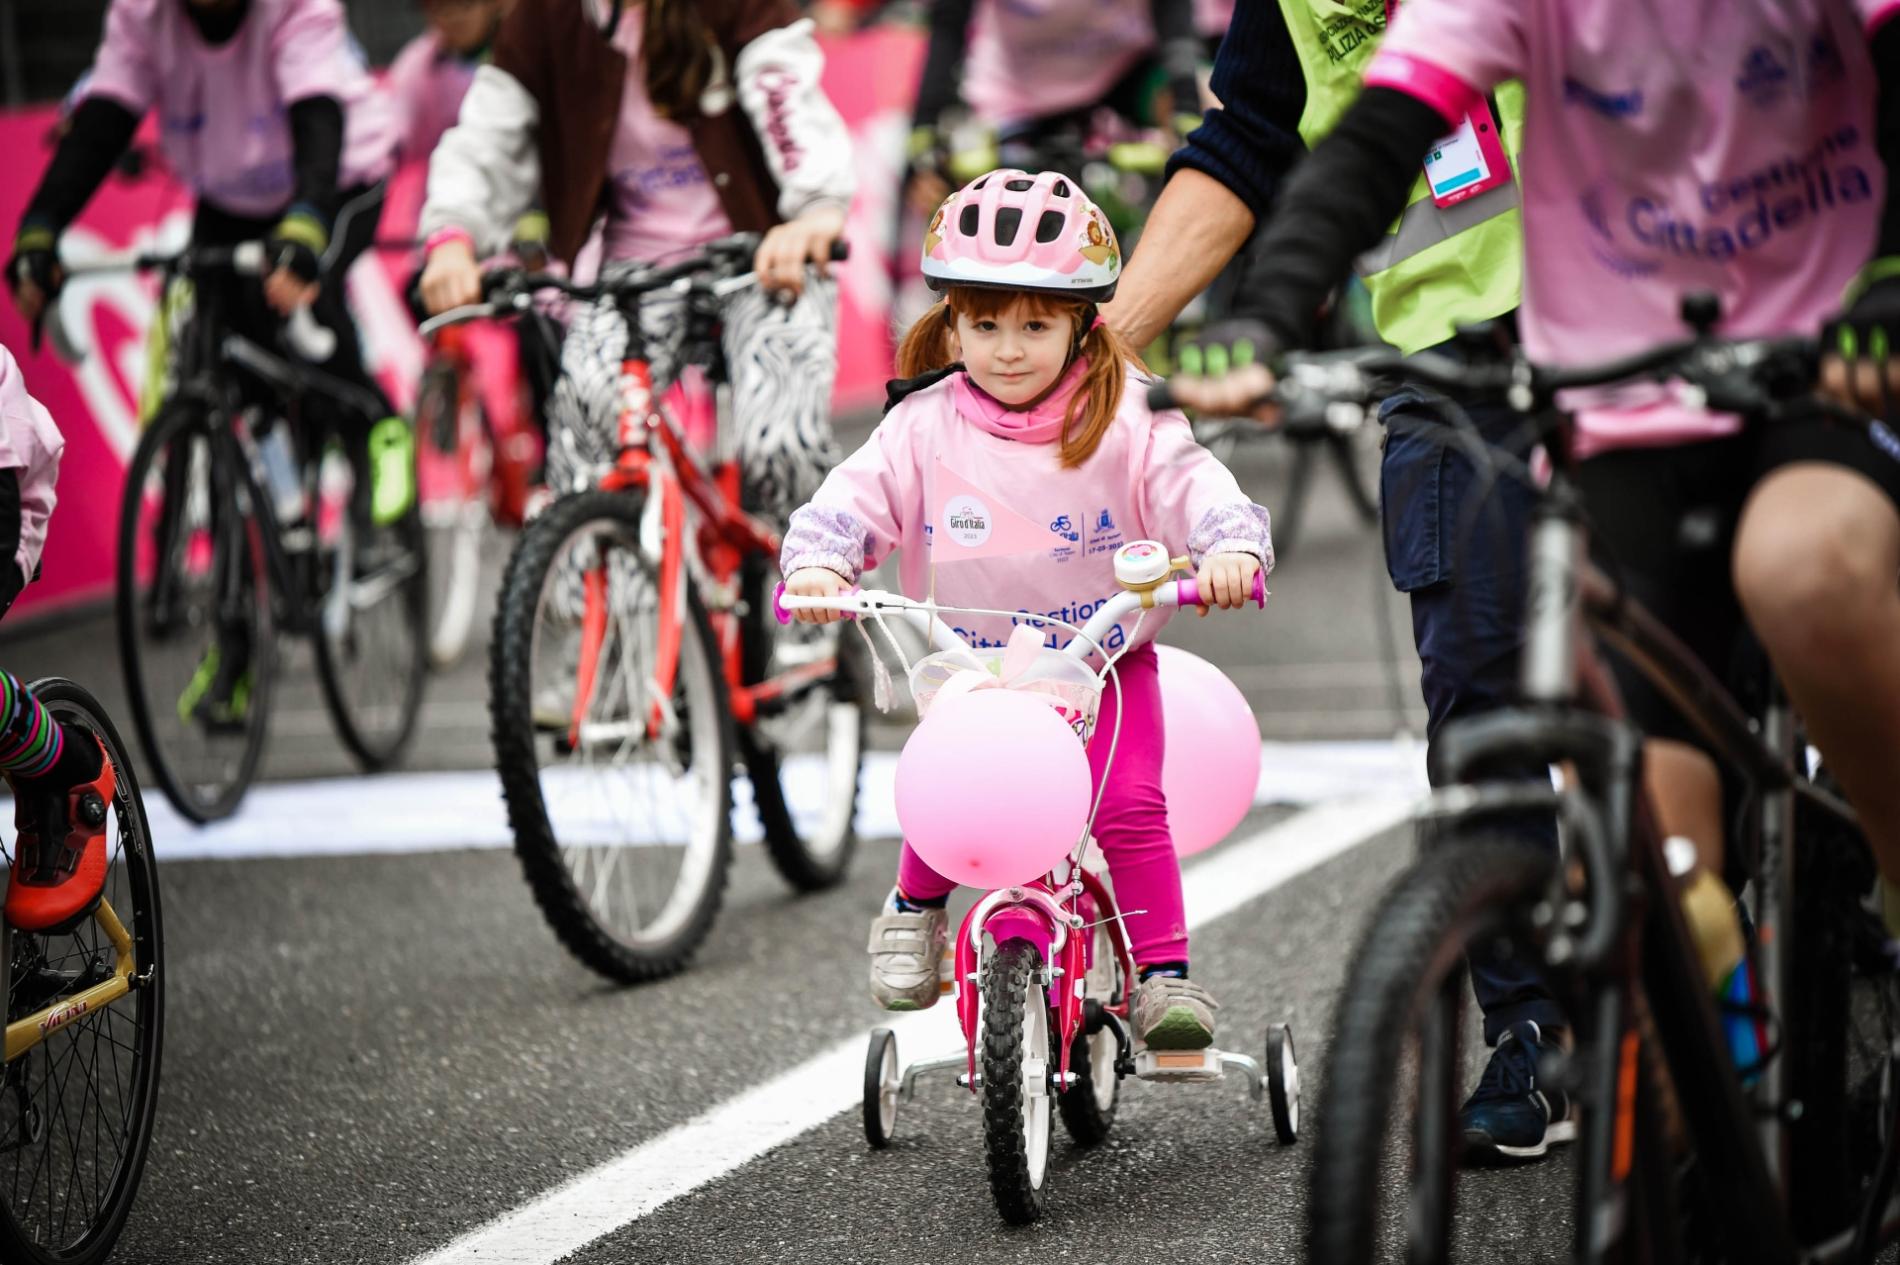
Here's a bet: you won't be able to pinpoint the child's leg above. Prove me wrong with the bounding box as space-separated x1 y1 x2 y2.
895 843 958 908
871 845 956 1011
1086 645 1189 970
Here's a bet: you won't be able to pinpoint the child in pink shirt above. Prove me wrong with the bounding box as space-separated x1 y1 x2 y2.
783 171 1272 1049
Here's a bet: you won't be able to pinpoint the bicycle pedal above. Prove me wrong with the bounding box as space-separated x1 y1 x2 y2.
1134 1047 1225 1083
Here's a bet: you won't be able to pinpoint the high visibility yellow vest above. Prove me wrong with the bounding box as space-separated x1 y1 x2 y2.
1277 0 1525 354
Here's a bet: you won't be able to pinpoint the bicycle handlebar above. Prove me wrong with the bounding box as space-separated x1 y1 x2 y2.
415 234 850 337
772 569 1266 659
47 240 336 363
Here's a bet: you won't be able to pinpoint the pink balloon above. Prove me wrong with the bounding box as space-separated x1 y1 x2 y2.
1155 645 1262 856
895 688 1094 889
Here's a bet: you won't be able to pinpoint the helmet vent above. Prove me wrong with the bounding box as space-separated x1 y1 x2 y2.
1035 211 1064 243
1052 179 1071 197
1004 178 1034 192
994 208 1022 247
958 205 981 237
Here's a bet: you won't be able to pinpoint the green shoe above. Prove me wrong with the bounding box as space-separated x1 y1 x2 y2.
368 417 415 526
177 647 253 732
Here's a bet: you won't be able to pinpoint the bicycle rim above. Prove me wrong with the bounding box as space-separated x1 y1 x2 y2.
314 447 429 771
115 404 274 823
0 680 164 1265
492 491 733 981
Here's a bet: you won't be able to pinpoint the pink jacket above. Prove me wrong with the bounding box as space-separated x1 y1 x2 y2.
387 30 480 164
781 361 1272 655
0 348 65 588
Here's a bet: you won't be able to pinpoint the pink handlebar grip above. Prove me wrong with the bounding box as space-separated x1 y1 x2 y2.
771 579 860 624
1174 570 1268 611
1253 569 1268 608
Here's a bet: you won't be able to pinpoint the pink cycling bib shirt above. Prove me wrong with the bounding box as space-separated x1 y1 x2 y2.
86 0 397 218
1367 0 1894 454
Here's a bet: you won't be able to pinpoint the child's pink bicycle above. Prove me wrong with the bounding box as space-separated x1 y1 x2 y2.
775 540 1299 1225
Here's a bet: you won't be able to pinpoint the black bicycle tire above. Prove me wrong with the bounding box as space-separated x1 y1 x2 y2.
733 529 867 893
0 679 165 1265
983 938 1052 1225
1057 926 1121 1147
1305 837 1557 1265
115 401 274 824
489 489 735 984
313 439 429 772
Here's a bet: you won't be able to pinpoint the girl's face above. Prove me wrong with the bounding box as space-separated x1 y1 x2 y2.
954 297 1077 407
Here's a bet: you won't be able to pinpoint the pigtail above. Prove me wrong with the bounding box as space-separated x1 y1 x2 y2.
895 300 962 378
1056 320 1140 469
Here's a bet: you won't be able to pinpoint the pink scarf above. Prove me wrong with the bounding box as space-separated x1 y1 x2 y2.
951 357 1091 445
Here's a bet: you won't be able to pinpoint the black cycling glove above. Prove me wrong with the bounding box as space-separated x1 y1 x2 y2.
7 223 62 307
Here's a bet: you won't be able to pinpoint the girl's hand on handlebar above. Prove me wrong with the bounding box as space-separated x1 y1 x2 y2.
755 205 846 300
1195 552 1261 614
419 238 483 316
785 566 850 625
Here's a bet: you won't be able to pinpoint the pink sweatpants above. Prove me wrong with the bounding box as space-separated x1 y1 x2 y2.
895 642 1190 967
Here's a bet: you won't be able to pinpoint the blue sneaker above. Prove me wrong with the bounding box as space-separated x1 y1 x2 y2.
1461 1020 1575 1164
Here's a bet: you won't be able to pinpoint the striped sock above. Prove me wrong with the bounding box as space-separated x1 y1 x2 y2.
0 670 62 779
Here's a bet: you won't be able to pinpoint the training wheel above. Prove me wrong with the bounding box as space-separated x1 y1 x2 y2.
864 1028 900 1149
1267 1023 1299 1144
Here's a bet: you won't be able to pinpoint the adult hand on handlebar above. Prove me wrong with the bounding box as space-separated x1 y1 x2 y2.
419 237 483 316
1167 320 1283 425
1821 265 1900 416
7 225 63 326
785 566 851 625
1195 552 1261 615
755 205 846 301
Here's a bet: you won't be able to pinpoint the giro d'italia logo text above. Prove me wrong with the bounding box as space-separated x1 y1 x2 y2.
944 496 993 548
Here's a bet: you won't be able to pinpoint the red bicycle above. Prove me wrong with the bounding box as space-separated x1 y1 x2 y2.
421 234 868 982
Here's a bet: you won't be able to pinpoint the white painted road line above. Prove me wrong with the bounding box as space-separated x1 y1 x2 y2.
70 739 1426 861
404 792 1416 1265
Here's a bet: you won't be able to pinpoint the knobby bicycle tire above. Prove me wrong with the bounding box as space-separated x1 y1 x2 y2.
115 400 275 823
983 938 1053 1225
1306 836 1557 1264
489 490 734 983
0 679 165 1265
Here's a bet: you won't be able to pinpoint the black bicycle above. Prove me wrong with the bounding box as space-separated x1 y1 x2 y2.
81 241 427 822
1156 296 1900 1262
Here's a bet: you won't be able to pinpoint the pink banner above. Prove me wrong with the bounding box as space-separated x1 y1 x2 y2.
0 26 922 621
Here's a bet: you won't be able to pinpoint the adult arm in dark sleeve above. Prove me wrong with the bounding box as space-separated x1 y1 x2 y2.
0 471 24 617
18 97 141 239
1104 0 1304 345
1237 85 1443 351
269 96 345 282
1872 15 1900 257
910 0 976 131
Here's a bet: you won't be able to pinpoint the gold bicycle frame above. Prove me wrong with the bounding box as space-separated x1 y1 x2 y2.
2 898 137 1064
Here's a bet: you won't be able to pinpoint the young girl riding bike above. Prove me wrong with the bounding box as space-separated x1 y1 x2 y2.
782 171 1273 1049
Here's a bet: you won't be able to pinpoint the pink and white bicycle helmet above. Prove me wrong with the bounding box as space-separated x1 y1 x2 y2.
920 169 1122 302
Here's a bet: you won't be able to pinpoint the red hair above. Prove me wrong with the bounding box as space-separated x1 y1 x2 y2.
896 287 1143 469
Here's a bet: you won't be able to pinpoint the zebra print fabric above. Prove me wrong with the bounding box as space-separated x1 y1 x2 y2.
545 262 842 526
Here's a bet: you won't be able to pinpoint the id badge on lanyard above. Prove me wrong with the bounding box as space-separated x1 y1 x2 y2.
1385 0 1514 208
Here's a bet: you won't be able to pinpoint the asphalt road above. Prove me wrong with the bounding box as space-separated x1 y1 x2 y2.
0 417 1598 1264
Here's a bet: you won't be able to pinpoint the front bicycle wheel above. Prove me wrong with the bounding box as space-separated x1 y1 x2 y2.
313 435 429 771
1306 836 1557 1265
116 401 275 823
736 548 868 892
0 679 164 1265
983 938 1054 1225
416 360 493 671
490 489 734 983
